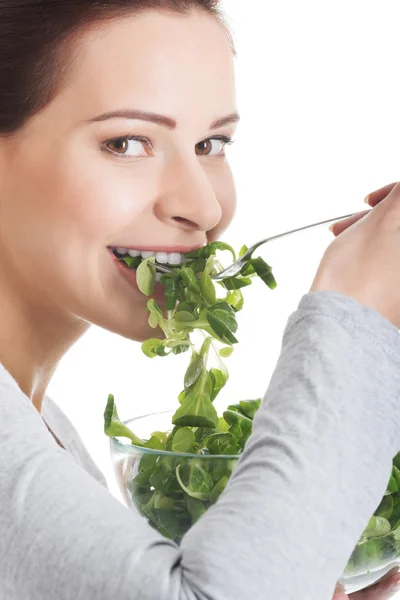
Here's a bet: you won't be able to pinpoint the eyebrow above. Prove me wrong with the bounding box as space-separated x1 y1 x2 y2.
86 109 240 130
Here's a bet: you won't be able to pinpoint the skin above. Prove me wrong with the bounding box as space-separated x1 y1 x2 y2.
0 9 237 412
333 565 400 599
0 6 396 597
328 181 400 598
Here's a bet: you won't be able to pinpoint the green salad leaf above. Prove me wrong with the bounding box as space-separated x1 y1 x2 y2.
105 240 400 570
104 240 275 542
136 256 156 296
104 394 146 447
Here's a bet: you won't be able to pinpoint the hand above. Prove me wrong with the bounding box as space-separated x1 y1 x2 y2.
319 182 400 596
329 182 398 236
311 181 400 328
333 567 400 599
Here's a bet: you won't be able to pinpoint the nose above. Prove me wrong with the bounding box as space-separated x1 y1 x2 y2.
154 155 223 233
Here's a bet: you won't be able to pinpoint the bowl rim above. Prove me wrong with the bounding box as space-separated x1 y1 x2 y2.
109 409 241 459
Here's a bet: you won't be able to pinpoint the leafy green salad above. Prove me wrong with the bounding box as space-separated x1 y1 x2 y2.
104 241 400 571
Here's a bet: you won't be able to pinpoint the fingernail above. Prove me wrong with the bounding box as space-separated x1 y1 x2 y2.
329 223 335 232
364 194 370 204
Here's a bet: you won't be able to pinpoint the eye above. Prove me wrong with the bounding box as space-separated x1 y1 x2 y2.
195 136 234 157
103 136 152 158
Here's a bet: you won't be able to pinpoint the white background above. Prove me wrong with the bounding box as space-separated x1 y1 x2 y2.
46 1 400 593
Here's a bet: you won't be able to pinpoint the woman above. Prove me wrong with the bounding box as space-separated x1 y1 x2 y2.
0 1 399 598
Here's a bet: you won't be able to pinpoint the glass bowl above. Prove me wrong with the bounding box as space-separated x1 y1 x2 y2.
110 410 239 544
109 221 400 594
109 411 400 595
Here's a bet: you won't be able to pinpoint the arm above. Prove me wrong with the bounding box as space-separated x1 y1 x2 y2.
1 291 400 600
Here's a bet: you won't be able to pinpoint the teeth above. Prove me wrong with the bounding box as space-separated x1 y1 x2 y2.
155 252 169 264
114 247 186 264
168 252 183 265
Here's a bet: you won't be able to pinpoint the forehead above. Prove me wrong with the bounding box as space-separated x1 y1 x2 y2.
63 10 236 122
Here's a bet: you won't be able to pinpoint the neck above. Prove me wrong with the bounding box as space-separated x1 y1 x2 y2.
0 281 89 414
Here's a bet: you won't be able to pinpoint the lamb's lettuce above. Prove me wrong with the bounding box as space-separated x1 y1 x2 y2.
104 240 400 572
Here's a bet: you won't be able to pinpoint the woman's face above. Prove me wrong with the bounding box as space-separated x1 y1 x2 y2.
0 9 237 342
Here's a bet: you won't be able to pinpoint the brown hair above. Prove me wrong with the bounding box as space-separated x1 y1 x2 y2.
0 0 231 136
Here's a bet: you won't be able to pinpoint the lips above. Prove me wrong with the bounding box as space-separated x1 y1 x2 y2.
108 249 166 302
107 242 206 302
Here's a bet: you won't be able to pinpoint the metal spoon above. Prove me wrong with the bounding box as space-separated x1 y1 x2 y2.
152 212 356 281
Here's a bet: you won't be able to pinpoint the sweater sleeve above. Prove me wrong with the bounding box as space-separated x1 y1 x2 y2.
1 290 400 600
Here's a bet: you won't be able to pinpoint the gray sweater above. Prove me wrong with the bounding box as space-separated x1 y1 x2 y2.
1 291 400 600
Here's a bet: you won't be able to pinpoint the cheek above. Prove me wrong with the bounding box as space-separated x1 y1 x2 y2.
0 148 159 298
53 154 158 244
208 165 237 241
16 152 160 253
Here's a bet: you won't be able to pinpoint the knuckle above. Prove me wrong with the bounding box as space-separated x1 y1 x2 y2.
375 184 400 219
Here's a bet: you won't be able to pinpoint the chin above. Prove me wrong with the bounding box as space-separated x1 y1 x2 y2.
99 311 164 343
128 323 164 343
80 285 166 343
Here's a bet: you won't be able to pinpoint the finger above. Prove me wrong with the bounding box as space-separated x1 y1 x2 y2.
334 581 348 598
365 182 398 207
349 573 400 600
333 568 400 600
329 209 371 236
374 568 400 583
